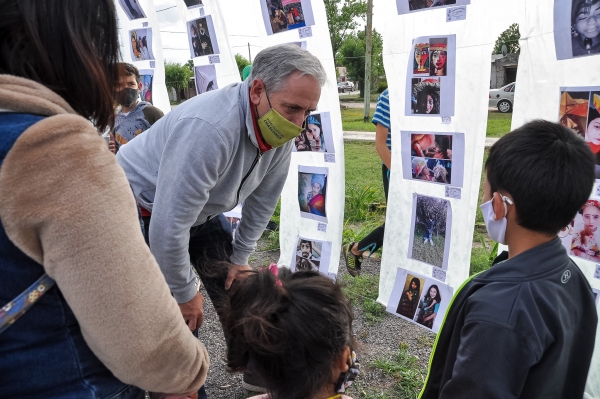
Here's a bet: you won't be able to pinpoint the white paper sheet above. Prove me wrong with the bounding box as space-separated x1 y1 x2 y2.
289 235 332 277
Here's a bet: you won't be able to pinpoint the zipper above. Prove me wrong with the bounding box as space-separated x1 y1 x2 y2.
234 147 262 206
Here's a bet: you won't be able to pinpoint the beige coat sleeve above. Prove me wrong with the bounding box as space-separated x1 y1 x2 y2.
0 114 209 394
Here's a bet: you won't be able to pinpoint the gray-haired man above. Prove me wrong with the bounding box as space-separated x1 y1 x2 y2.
117 44 326 391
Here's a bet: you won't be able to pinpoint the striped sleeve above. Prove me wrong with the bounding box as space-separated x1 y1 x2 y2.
372 89 390 129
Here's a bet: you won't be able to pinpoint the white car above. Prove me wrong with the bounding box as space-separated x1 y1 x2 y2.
489 82 515 113
337 81 354 93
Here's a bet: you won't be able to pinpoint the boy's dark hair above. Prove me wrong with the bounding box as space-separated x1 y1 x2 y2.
486 120 595 235
225 267 356 399
0 0 120 131
119 62 141 85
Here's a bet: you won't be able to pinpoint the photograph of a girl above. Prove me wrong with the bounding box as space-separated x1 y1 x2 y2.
140 73 153 103
298 172 327 217
411 157 451 184
570 199 600 261
429 40 448 76
585 96 600 163
129 29 154 61
413 43 430 74
571 0 600 57
411 133 452 159
410 195 449 268
294 114 329 152
396 276 423 319
415 285 442 329
412 78 441 114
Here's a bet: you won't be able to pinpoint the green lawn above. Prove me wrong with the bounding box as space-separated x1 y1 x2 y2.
339 93 381 103
486 111 513 138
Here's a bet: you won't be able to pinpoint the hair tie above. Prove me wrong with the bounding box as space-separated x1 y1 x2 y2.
268 263 282 287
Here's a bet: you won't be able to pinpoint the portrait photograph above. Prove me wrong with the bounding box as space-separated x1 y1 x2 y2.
554 0 600 60
408 194 452 269
429 38 448 76
297 165 328 223
290 236 333 275
118 0 146 20
139 69 154 104
129 28 155 62
560 198 600 262
187 16 219 59
260 0 315 35
411 78 441 115
194 65 218 95
293 112 335 153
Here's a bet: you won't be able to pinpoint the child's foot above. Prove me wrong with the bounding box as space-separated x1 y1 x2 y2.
430 239 434 246
344 242 362 277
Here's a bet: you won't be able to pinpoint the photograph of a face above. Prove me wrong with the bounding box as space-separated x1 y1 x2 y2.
184 0 203 10
260 0 315 35
408 194 452 269
406 36 455 117
293 112 335 153
119 0 146 20
129 29 155 62
298 165 328 223
560 198 600 262
386 267 454 333
559 87 600 178
194 65 218 95
289 237 333 276
187 16 219 59
139 69 154 104
397 0 469 14
554 0 600 60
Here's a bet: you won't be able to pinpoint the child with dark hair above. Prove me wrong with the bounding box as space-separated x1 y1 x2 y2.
223 265 359 399
423 216 434 245
396 277 421 319
420 120 598 398
416 285 441 329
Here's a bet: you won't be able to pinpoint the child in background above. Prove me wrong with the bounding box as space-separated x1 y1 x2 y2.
423 216 434 245
419 121 597 398
223 265 359 399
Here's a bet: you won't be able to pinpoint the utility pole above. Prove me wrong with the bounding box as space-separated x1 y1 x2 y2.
248 42 252 63
363 0 373 123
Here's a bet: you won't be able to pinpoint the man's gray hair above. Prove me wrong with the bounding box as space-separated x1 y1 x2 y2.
249 44 327 93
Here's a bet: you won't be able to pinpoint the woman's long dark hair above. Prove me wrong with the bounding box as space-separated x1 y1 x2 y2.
0 0 120 131
224 267 356 399
408 277 421 293
424 284 441 304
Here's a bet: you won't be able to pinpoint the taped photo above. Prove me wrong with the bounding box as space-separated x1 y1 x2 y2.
129 29 155 61
396 0 470 15
194 65 218 95
408 194 452 269
260 0 315 35
293 112 335 153
298 165 328 223
559 87 600 179
119 0 146 20
401 131 465 187
187 16 219 59
184 0 204 10
386 267 454 333
289 236 332 276
139 69 154 104
560 197 600 262
406 36 456 116
554 0 600 60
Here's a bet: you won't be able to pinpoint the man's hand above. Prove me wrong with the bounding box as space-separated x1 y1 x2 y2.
225 263 252 290
178 291 204 331
108 133 117 155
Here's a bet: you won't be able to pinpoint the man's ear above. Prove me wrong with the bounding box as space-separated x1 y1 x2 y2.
491 192 506 221
249 79 264 106
137 82 143 91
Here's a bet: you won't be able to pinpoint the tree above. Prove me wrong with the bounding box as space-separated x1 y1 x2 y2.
324 0 367 61
338 29 384 98
493 23 520 55
164 61 193 102
235 54 251 80
185 60 194 72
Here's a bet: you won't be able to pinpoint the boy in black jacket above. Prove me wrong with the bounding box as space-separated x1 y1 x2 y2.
419 120 598 399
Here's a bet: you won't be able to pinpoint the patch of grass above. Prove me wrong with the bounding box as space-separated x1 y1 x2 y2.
341 274 386 324
342 107 376 132
372 343 426 399
415 334 435 349
346 186 384 222
486 111 512 138
261 230 280 251
410 228 446 268
340 93 381 103
469 231 498 276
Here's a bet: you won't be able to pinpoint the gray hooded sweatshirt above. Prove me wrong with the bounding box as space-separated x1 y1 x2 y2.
117 79 292 303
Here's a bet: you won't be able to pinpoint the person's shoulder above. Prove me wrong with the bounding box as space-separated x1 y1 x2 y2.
141 104 164 124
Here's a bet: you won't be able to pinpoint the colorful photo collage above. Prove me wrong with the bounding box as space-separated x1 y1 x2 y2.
261 0 315 36
401 131 465 187
298 165 328 223
554 0 600 60
386 268 454 333
559 87 600 178
406 35 456 117
293 112 335 154
187 16 219 59
289 236 332 276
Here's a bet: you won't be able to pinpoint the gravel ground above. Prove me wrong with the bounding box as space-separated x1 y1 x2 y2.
198 243 434 399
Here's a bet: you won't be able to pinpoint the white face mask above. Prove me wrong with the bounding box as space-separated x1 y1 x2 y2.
480 195 513 245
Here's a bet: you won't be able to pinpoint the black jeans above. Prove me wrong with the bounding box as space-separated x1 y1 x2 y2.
356 164 390 255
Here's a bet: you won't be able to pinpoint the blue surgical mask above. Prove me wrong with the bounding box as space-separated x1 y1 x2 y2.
480 194 513 244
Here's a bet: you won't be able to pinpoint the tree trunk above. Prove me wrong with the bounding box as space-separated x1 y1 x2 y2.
359 80 364 99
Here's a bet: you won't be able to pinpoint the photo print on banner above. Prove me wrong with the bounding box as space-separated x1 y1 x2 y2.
260 0 315 35
187 16 219 59
554 0 600 60
223 203 243 239
406 36 456 117
119 0 146 20
386 268 454 333
298 165 328 223
194 65 218 95
408 194 452 269
184 0 203 10
129 29 155 61
559 196 600 262
139 69 154 104
289 236 333 275
401 131 465 186
559 87 600 178
397 0 470 14
293 112 335 153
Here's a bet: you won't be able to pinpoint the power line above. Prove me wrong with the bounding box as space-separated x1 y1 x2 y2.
156 5 177 12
